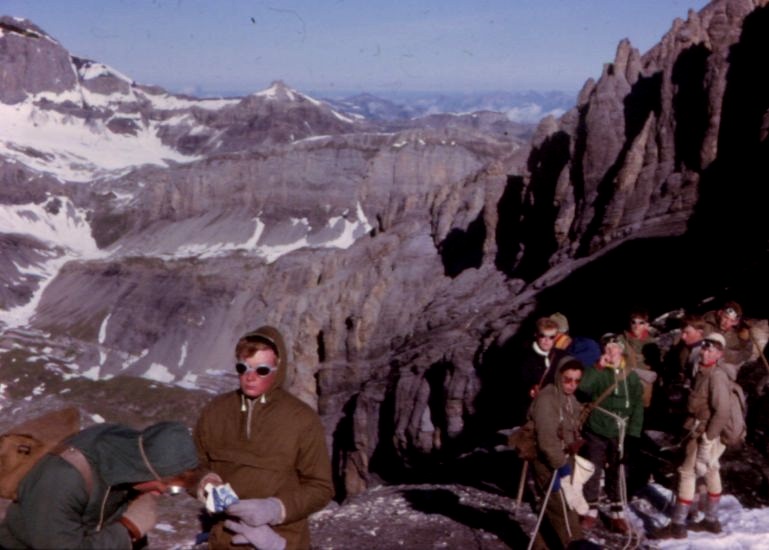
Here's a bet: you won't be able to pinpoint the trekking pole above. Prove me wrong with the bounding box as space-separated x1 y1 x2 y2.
515 460 529 510
526 468 558 550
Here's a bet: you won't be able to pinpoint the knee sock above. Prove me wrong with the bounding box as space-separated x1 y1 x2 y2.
672 498 692 526
705 493 721 522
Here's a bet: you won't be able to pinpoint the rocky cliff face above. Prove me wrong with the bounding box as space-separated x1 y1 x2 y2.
2 1 769 499
510 0 769 281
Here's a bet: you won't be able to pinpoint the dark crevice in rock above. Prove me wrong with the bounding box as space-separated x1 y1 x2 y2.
316 330 326 363
494 175 525 276
512 131 571 281
424 362 449 441
439 209 485 278
331 394 358 502
672 44 711 172
623 71 662 145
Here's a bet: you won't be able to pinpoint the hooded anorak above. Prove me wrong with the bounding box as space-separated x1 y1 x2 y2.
194 326 333 550
0 422 198 549
579 359 644 439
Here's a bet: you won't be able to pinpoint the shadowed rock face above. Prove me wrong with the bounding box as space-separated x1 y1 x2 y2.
2 1 769 499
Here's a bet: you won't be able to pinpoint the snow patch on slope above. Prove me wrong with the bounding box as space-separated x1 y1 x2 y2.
0 97 200 182
0 196 105 327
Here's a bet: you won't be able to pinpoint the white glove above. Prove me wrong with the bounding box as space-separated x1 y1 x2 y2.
695 433 716 476
225 520 286 550
227 497 285 526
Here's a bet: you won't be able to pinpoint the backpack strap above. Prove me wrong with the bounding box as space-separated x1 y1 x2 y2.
57 446 94 497
578 368 629 427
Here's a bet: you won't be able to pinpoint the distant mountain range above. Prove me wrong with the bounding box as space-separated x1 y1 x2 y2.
192 87 576 124
319 89 576 123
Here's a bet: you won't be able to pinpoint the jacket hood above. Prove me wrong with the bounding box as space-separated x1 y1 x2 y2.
240 325 291 390
553 354 579 393
69 422 198 486
718 360 739 381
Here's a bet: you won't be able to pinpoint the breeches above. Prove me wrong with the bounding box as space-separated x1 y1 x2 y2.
582 430 623 504
677 436 725 501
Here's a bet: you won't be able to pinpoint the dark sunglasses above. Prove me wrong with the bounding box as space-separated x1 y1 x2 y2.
701 341 723 351
562 376 582 384
537 332 557 340
235 362 277 376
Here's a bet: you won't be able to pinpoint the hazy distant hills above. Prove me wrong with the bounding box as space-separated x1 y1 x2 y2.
195 88 576 124
318 89 575 123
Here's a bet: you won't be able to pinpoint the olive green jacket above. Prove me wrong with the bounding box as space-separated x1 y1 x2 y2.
579 362 644 438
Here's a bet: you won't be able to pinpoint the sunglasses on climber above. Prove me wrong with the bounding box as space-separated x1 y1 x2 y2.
235 362 277 376
701 340 724 351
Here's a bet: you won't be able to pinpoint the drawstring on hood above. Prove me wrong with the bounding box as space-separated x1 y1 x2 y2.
138 435 162 481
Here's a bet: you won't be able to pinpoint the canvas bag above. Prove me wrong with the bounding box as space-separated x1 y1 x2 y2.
722 378 747 447
508 420 537 461
560 455 595 515
0 407 81 499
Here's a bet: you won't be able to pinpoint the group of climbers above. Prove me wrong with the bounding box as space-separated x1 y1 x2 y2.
513 300 756 548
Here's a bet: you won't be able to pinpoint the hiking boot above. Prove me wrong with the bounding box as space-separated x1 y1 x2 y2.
609 516 629 534
648 522 687 540
688 518 722 534
579 514 597 530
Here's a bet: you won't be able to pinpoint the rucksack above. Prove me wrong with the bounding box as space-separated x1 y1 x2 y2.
508 420 537 461
567 337 601 369
722 379 748 447
0 407 81 500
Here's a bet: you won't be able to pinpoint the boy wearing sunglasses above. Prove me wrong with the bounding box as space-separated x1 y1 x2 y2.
194 326 333 550
513 318 570 425
650 332 733 540
529 358 590 549
702 300 752 367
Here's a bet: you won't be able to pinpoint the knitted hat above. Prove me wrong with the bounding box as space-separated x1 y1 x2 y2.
703 332 726 349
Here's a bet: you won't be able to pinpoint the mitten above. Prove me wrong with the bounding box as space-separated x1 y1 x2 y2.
227 497 285 526
552 463 572 493
695 434 715 476
225 520 286 550
120 493 158 540
196 471 224 503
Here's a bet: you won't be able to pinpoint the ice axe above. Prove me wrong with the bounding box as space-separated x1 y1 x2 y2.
515 460 528 510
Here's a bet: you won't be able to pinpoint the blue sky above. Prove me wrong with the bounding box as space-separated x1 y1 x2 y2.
4 0 710 96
